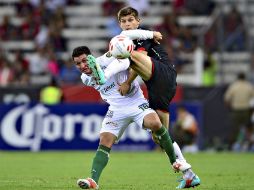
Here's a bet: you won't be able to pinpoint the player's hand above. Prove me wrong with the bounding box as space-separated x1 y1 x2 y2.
118 82 131 96
153 31 162 44
92 77 100 85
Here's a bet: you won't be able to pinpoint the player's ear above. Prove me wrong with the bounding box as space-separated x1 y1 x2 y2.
137 18 140 27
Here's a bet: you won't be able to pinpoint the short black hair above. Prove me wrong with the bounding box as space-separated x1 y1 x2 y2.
72 46 91 60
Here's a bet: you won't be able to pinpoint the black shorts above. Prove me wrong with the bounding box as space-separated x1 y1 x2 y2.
145 58 177 111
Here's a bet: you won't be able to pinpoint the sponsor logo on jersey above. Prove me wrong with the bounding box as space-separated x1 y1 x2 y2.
105 121 118 127
102 82 115 94
138 103 149 111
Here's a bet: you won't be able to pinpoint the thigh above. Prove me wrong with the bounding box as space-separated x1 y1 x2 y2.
100 109 132 143
130 51 153 81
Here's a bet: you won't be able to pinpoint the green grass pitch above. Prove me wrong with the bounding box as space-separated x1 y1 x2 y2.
0 151 253 190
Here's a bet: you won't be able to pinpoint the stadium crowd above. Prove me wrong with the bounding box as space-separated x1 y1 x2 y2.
0 0 248 87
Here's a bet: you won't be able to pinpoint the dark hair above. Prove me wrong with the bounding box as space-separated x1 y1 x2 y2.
72 46 91 60
117 6 139 21
237 72 246 80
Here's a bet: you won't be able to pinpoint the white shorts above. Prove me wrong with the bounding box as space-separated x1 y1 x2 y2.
100 101 155 143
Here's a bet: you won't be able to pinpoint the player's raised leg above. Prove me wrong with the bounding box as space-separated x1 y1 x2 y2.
130 51 153 81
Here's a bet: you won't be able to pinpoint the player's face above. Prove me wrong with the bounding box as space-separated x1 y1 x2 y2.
73 54 92 75
119 15 140 30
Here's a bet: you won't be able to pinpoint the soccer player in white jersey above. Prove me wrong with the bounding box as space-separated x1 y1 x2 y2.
72 46 190 189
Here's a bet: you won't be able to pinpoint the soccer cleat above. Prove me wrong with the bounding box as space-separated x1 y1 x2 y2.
77 177 99 189
87 55 106 85
176 175 201 189
172 160 191 172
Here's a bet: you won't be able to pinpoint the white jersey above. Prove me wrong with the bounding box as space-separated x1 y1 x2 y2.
80 53 146 109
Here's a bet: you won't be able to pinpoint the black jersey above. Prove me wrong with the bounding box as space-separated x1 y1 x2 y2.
132 38 177 111
133 39 171 65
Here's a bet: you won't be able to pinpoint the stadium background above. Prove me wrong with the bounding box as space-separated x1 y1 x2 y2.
0 0 253 152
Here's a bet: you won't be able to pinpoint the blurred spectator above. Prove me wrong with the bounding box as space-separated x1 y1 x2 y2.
173 0 214 16
47 22 67 53
47 50 59 77
125 0 150 16
0 56 14 86
29 0 40 7
40 77 63 105
102 0 124 38
250 54 254 85
12 50 30 85
102 0 124 17
250 99 254 151
15 0 33 17
184 0 215 15
202 50 217 86
224 72 254 151
14 50 29 71
0 15 18 41
166 45 185 73
179 27 196 53
204 23 218 52
35 23 49 48
223 6 246 51
32 0 51 27
45 0 66 12
173 0 186 15
21 12 40 40
58 58 80 84
28 47 49 75
172 105 199 153
154 13 180 46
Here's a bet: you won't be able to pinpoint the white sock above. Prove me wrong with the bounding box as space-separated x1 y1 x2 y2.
173 142 186 162
183 169 195 179
173 142 196 177
104 58 130 80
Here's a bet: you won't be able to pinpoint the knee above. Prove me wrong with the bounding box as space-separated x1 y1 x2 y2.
150 120 162 131
143 114 162 131
99 132 116 148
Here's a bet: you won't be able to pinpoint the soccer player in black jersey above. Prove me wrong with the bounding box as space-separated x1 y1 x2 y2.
117 6 200 189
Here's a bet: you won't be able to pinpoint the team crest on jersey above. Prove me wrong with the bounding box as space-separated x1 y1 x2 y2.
106 110 114 118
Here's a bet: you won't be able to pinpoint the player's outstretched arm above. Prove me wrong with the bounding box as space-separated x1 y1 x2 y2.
104 58 130 80
120 30 162 43
118 69 138 96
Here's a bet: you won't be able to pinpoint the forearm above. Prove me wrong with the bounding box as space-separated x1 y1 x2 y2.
121 29 153 40
126 69 138 85
104 58 130 80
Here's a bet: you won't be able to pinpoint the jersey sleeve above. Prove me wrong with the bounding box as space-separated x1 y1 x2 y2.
80 73 97 87
120 29 153 40
104 58 130 80
96 52 115 68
